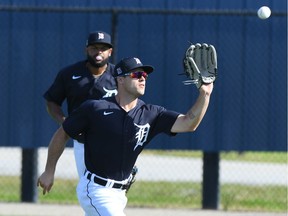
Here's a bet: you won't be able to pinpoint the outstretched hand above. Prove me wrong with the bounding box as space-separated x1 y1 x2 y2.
183 43 217 88
199 82 214 95
37 171 54 195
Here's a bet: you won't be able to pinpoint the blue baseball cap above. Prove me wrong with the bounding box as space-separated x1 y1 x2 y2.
114 57 154 77
86 31 113 48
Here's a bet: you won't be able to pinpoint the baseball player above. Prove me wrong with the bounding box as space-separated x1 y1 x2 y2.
38 57 214 216
43 31 117 177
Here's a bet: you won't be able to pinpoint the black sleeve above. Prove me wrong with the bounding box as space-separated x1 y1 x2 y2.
62 101 90 139
148 104 180 136
43 70 66 106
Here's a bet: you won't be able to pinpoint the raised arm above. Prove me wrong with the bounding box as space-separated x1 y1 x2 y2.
171 83 213 133
37 126 70 194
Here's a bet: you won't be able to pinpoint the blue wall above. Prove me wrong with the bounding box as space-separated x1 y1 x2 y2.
0 0 286 151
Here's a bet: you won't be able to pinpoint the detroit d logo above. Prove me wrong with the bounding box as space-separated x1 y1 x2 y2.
133 123 150 151
98 33 105 40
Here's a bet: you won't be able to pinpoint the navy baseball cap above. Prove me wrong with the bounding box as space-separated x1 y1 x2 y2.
114 57 154 77
86 31 113 48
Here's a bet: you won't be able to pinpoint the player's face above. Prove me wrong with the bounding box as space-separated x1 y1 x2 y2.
122 69 147 97
86 44 112 68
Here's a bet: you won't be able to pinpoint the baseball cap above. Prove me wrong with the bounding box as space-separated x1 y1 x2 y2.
86 31 113 48
114 57 154 77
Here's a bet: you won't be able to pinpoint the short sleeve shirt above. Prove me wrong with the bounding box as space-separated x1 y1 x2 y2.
43 61 117 114
62 97 180 180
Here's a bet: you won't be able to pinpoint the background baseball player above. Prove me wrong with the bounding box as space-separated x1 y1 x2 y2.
43 31 117 177
38 51 216 216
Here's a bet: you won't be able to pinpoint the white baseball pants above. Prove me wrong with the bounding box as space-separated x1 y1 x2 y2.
73 140 86 177
77 175 127 216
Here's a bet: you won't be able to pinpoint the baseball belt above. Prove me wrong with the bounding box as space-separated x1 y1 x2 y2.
84 169 129 190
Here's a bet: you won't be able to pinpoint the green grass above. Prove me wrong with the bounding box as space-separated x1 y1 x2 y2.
128 181 287 212
0 176 286 212
1 151 287 212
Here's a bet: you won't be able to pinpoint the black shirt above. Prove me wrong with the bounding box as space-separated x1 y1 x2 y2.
63 97 180 180
43 61 117 114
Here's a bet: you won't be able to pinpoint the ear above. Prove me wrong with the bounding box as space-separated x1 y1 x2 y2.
108 48 113 56
116 76 124 84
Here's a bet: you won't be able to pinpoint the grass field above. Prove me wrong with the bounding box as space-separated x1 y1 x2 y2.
0 176 286 212
0 151 286 212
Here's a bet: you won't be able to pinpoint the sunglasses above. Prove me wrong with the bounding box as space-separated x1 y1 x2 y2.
124 71 148 79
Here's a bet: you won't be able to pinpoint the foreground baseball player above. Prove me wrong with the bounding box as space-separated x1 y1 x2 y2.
43 31 117 177
38 54 215 215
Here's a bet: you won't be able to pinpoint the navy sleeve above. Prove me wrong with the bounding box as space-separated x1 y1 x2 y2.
43 70 66 106
148 105 180 136
62 101 90 139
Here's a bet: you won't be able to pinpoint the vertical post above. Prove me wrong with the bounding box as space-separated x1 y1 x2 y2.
202 151 220 209
21 148 38 202
111 9 118 64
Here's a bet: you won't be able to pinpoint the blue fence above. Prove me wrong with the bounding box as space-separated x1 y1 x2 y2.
0 0 287 151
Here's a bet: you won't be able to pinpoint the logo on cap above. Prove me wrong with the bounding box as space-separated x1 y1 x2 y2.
116 67 122 75
134 58 141 64
98 32 105 40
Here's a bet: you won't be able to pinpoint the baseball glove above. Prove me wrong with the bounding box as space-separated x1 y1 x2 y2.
182 43 217 88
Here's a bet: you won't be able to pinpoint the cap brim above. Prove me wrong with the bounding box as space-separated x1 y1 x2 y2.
143 65 154 74
87 42 113 48
132 65 154 74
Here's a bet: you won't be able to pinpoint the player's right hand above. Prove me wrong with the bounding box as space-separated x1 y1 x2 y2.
37 171 54 195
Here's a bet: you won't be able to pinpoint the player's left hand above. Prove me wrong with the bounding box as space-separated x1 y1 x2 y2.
37 171 54 195
182 43 217 88
199 82 214 95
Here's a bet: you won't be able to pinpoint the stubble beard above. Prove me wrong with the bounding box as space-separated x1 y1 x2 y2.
87 55 109 68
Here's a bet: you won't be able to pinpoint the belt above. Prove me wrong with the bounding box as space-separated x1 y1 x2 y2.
84 170 128 190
